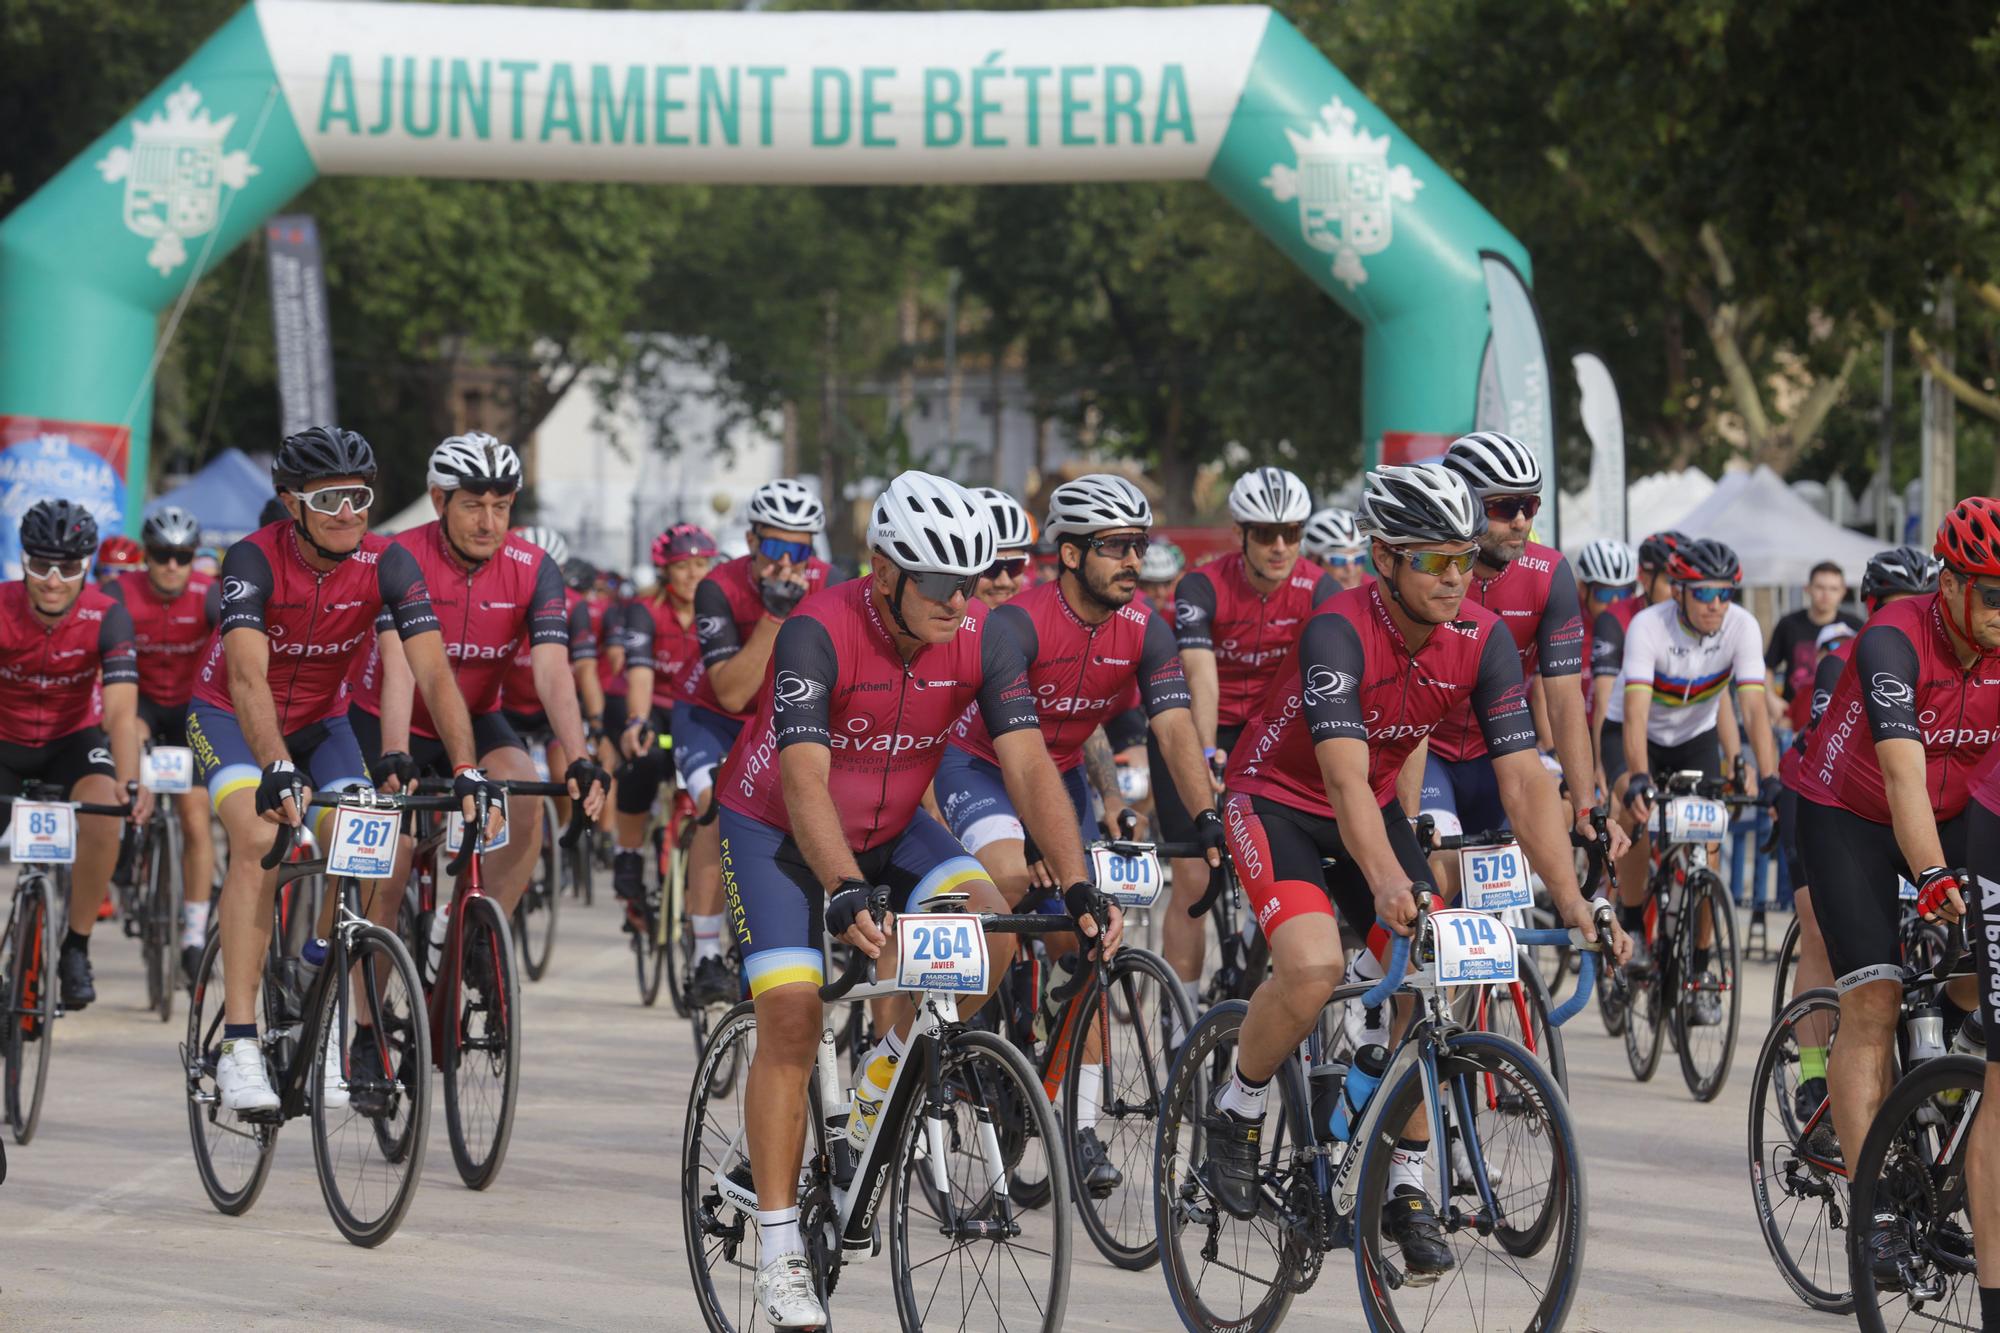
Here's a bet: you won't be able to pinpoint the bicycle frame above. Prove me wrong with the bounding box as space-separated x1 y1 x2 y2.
405 807 504 1071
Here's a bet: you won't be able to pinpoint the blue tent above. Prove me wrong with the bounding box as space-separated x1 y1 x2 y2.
150 448 275 545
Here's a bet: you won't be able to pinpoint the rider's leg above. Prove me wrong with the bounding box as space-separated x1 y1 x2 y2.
474 743 542 916
1827 979 1901 1174
177 786 216 939
1418 749 1463 904
215 787 282 1026
66 772 121 939
1149 726 1210 1004
1964 1066 2000 1291
744 982 823 1233
686 793 729 964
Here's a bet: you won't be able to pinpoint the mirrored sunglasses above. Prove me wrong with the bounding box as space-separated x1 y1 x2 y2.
983 557 1029 580
295 484 374 516
757 535 815 564
1484 496 1542 522
24 555 87 582
1245 523 1303 547
1402 548 1477 577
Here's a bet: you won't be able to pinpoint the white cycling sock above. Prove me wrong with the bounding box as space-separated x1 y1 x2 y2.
1389 1138 1429 1197
1346 950 1390 1046
757 1206 803 1260
1216 1057 1270 1121
691 913 727 963
180 899 210 949
1077 1065 1103 1130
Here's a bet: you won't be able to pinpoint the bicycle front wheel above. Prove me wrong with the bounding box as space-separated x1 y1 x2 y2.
311 924 430 1247
183 929 276 1214
444 895 521 1190
514 801 559 983
1355 1030 1587 1332
3 876 57 1145
1748 986 1850 1313
145 817 181 1022
682 1001 774 1333
662 818 690 1016
1623 950 1667 1082
892 1027 1071 1333
1673 868 1742 1102
1770 913 1801 1018
1474 968 1568 1097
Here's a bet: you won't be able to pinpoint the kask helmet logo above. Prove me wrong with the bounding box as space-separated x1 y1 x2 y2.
96 83 260 277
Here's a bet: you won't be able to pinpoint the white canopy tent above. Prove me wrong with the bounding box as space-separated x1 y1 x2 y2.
1559 467 1716 552
1671 465 1883 588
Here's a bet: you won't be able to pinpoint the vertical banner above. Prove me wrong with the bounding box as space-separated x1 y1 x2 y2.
0 417 129 578
265 214 337 434
1475 252 1557 546
1573 353 1626 543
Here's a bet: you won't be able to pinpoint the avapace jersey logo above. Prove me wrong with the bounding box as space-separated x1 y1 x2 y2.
1870 672 1915 712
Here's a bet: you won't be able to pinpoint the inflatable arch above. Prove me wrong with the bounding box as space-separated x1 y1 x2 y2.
0 1 1535 551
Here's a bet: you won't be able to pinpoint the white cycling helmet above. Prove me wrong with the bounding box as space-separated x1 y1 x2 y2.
513 524 570 565
970 487 1035 551
1358 464 1483 547
1574 538 1638 587
1303 507 1365 559
1442 430 1542 496
428 431 522 492
1139 540 1185 583
1045 474 1153 540
870 472 996 575
142 504 202 549
1227 466 1313 525
747 478 827 534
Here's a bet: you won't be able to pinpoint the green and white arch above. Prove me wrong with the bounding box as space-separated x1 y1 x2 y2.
0 0 1536 562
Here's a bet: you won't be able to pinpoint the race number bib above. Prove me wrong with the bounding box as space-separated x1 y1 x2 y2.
446 810 510 855
11 803 75 864
1661 797 1728 843
1091 845 1163 909
327 806 399 879
1431 909 1518 986
1458 843 1531 912
896 914 989 993
143 746 195 793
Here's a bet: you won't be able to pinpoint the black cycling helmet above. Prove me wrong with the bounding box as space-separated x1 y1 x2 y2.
20 499 99 561
1862 546 1939 602
272 425 377 490
1666 537 1741 585
561 556 597 592
1637 529 1689 572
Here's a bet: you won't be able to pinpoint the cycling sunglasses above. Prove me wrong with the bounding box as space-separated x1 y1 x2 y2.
902 566 981 605
1969 579 2000 610
1244 523 1304 547
147 547 196 567
983 557 1030 580
756 535 815 565
1087 535 1150 562
1683 584 1734 603
1400 548 1477 577
1484 495 1542 522
24 555 88 582
1321 553 1368 569
1590 584 1636 603
294 484 374 516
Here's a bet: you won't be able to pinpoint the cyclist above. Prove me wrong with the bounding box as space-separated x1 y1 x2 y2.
715 470 1116 1327
618 524 729 999
1421 432 1622 896
1767 559 1863 736
0 500 147 1010
1592 530 1689 894
1206 463 1625 1272
934 474 1222 1187
498 526 604 823
1795 501 2000 1286
1612 538 1780 1012
1303 505 1370 590
95 533 144 582
349 433 608 924
624 479 834 995
1157 465 1336 1010
101 504 221 982
188 426 506 1113
1137 538 1185 616
970 486 1034 609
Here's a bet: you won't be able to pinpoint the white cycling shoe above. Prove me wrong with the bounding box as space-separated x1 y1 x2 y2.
320 1032 350 1110
217 1037 280 1113
755 1252 826 1329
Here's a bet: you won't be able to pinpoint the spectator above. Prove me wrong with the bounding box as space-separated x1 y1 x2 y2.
1764 560 1862 734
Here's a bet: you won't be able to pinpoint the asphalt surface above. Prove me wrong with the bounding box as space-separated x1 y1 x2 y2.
2 884 1834 1331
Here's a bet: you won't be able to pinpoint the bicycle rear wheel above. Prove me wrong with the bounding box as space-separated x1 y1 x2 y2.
1673 868 1741 1101
1063 945 1193 1270
312 924 430 1247
183 930 276 1214
1770 913 1802 1018
682 1001 790 1333
3 878 58 1145
635 835 665 1007
514 802 559 983
661 817 689 1016
443 895 521 1190
1623 930 1667 1082
1748 986 1850 1313
891 1027 1071 1332
1848 1055 1985 1333
147 815 183 1022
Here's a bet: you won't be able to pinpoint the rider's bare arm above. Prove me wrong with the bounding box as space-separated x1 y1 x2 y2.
374 624 415 756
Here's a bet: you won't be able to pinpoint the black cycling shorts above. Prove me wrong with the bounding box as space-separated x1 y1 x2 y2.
136 696 191 749
1601 721 1721 790
1150 721 1241 845
601 694 629 742
1962 799 2000 1063
348 704 524 782
0 728 117 835
1799 795 1969 992
1224 792 1426 941
503 708 550 743
616 705 676 816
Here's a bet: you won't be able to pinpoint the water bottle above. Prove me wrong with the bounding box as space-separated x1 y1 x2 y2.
1907 1003 1946 1065
427 904 451 980
1951 1010 1987 1058
300 937 328 988
1330 1044 1389 1141
1308 1061 1350 1142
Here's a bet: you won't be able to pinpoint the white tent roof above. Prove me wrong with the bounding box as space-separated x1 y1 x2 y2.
376 492 433 536
1671 465 1883 587
1559 467 1716 550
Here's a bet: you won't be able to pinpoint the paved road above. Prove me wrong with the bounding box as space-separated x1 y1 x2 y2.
3 891 1829 1331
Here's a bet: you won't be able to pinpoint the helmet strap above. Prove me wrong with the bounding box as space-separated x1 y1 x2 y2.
886 571 922 644
1941 578 1994 660
292 513 355 565
1383 552 1450 630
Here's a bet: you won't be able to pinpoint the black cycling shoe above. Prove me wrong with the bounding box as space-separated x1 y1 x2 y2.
1384 1187 1455 1276
181 944 205 988
1196 1092 1263 1220
461 937 497 1000
1866 1213 1919 1293
57 946 95 1011
612 851 646 933
1792 1077 1840 1158
1075 1127 1123 1199
690 955 736 1007
346 1025 388 1115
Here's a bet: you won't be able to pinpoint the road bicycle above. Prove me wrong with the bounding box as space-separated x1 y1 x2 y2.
684 888 1088 1332
2 784 132 1144
120 743 197 1021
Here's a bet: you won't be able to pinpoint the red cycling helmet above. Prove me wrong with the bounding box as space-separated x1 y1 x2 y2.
96 533 144 575
1935 497 2000 579
652 522 718 567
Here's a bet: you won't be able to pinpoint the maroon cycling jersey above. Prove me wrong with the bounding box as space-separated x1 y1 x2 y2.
501 589 596 714
1798 594 2000 823
1427 542 1583 762
717 579 1037 851
951 580 1190 771
194 522 439 732
1779 642 1849 790
622 592 707 711
590 596 630 700
102 570 219 707
1172 553 1339 729
0 583 139 744
1228 583 1534 817
351 523 569 738
691 553 837 721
